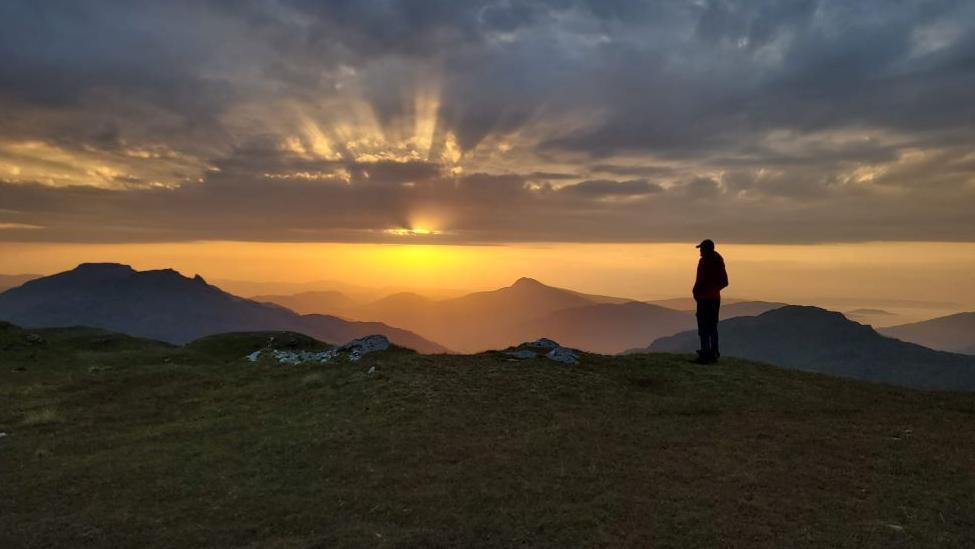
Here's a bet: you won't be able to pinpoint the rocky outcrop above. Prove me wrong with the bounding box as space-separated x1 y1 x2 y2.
545 346 580 364
336 334 390 359
504 338 581 364
247 334 390 365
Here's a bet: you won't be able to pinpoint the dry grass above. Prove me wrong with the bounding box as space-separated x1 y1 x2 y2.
20 407 60 426
300 372 326 387
1 328 974 548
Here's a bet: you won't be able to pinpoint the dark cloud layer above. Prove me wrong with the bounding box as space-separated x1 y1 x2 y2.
0 0 973 244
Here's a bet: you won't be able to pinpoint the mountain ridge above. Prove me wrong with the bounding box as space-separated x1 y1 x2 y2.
257 279 792 353
0 263 447 353
0 273 41 292
880 312 975 354
647 305 975 391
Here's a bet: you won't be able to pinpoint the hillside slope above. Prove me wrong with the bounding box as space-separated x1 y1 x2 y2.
649 306 975 391
251 290 361 316
291 279 788 353
721 300 788 318
0 263 446 352
880 312 975 354
0 273 39 292
517 301 695 354
340 277 601 352
2 323 974 548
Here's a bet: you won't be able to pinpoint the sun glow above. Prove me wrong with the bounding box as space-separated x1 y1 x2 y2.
0 139 196 189
268 65 466 171
384 227 439 237
3 242 975 319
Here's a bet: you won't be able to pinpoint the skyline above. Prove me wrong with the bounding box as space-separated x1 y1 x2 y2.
3 241 974 314
1 1 974 315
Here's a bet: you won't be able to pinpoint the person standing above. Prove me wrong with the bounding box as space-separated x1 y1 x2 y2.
692 239 728 363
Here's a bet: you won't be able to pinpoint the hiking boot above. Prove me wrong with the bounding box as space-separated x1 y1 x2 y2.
694 350 719 365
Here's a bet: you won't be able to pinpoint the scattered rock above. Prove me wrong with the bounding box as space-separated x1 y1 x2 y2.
337 335 390 357
245 334 390 365
368 366 376 375
505 339 582 365
24 333 45 345
0 432 7 439
269 349 335 365
546 346 580 364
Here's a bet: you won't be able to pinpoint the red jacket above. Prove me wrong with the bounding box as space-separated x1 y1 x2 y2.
693 251 728 301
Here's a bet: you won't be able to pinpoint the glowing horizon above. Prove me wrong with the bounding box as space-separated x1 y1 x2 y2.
2 241 974 316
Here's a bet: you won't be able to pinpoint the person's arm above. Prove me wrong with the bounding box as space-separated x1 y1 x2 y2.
692 259 703 299
719 260 729 290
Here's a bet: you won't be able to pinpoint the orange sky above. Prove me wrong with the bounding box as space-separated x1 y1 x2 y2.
2 241 973 314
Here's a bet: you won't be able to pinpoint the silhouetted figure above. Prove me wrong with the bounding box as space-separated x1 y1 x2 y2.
692 239 728 363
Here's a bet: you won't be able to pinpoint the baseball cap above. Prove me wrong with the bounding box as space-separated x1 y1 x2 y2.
695 239 715 249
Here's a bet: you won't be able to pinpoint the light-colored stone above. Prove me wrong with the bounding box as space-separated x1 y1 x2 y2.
338 335 390 355
546 346 580 364
270 349 335 365
244 334 389 365
505 349 538 360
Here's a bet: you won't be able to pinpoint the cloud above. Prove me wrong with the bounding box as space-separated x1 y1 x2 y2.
0 222 43 230
560 178 663 196
2 138 974 244
0 0 972 244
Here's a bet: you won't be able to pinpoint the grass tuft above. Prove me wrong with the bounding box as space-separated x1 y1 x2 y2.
300 372 326 387
21 407 60 425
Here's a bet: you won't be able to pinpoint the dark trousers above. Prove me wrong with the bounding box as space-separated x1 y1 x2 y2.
696 298 721 357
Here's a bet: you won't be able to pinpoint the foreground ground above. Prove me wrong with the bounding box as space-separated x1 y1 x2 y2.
2 324 974 548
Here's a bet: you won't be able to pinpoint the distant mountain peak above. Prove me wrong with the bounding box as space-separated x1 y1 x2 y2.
0 263 447 352
57 263 139 283
649 303 975 390
768 304 843 318
69 264 201 283
511 277 545 288
73 262 136 274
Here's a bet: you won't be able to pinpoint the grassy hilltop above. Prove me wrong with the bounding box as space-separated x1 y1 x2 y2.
2 322 975 548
